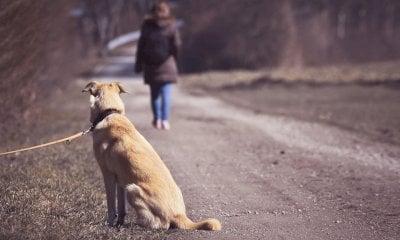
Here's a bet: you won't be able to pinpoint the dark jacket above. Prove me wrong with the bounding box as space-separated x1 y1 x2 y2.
135 15 181 85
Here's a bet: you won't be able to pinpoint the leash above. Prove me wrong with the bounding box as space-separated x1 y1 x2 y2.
0 108 120 157
0 127 92 157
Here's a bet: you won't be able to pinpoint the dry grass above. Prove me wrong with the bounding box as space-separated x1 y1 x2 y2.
0 0 78 145
266 61 400 83
181 70 264 89
181 60 400 90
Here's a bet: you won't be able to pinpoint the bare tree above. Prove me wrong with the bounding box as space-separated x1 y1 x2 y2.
280 0 303 67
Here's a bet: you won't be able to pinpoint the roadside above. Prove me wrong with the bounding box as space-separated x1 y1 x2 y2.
181 70 400 145
1 47 399 239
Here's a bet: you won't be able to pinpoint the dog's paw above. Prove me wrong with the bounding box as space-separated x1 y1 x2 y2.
116 213 126 227
105 215 117 227
105 221 114 227
116 219 124 228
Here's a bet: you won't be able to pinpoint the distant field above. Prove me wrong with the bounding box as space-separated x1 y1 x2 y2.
181 60 400 89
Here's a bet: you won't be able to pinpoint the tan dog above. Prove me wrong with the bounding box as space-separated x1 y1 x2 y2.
82 81 221 231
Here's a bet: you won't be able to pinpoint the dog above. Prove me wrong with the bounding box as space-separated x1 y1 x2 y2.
82 81 221 231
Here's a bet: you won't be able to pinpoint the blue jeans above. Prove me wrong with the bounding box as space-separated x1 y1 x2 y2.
149 83 172 121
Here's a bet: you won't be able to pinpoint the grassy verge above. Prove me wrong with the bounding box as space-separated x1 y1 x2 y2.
181 60 400 90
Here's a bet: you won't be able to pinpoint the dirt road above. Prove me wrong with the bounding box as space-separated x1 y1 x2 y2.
1 48 399 239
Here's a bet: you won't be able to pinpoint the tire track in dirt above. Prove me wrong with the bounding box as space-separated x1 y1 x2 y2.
176 91 400 172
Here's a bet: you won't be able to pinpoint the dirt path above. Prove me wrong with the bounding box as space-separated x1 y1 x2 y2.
90 50 400 239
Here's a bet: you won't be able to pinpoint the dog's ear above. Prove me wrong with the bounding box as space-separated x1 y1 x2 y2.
115 82 128 94
82 81 99 96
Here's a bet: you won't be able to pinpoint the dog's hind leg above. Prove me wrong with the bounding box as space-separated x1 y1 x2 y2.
126 184 169 229
103 173 117 226
116 185 127 226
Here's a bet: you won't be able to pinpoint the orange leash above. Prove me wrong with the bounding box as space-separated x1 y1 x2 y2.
0 130 90 157
0 108 118 157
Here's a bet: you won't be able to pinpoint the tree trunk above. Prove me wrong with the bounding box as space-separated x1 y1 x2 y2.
280 0 303 67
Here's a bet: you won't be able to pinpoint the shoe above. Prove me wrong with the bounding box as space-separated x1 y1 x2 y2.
152 119 162 129
161 120 170 130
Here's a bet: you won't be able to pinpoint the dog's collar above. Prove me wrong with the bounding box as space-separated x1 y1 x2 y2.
84 108 121 134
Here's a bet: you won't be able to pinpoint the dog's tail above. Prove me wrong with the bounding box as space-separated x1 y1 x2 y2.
172 214 221 231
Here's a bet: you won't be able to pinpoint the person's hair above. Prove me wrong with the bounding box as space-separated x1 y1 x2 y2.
152 0 171 18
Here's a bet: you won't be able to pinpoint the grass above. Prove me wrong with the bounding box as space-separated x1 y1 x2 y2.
181 60 400 90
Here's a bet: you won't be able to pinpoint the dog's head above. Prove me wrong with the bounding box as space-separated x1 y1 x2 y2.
82 81 127 122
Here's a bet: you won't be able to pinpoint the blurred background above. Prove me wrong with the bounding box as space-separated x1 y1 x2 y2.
1 0 400 140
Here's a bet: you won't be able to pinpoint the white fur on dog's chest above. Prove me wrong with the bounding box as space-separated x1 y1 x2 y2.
101 142 109 151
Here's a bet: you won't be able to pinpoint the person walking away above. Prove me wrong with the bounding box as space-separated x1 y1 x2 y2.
135 0 181 130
